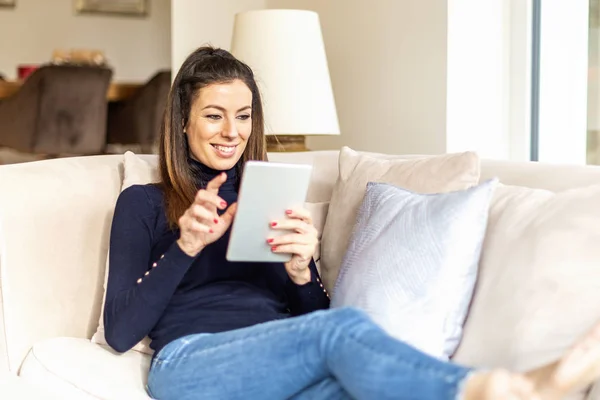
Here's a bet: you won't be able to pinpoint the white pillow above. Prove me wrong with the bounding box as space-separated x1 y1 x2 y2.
332 179 498 360
92 152 329 354
321 147 481 293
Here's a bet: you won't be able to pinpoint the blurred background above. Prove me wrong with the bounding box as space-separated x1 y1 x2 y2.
2 0 600 167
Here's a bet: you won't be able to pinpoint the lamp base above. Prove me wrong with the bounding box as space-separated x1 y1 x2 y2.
266 135 308 152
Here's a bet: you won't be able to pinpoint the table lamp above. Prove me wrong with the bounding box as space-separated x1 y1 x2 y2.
230 9 340 152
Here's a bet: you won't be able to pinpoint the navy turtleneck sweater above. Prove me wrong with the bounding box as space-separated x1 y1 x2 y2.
103 159 330 354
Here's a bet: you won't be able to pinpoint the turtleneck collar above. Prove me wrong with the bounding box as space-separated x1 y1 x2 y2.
188 156 238 192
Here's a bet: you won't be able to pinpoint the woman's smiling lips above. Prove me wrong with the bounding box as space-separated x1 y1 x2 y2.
211 144 238 158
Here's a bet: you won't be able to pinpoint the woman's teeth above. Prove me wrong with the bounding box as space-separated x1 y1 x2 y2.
213 145 235 154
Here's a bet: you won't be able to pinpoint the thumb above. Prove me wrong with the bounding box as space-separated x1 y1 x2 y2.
221 202 238 225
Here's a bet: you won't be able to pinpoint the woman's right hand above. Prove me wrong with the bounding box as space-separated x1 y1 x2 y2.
176 172 238 257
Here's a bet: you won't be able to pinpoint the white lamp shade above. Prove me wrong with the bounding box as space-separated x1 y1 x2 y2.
231 9 340 136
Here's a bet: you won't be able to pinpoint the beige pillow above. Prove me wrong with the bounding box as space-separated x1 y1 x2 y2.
320 146 481 292
452 183 600 398
92 152 330 354
304 201 329 275
91 152 159 354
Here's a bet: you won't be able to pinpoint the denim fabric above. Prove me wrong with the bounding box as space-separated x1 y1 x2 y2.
147 308 472 400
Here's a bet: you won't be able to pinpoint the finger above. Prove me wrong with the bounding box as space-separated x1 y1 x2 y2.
221 202 238 224
194 189 227 210
205 172 228 193
185 219 213 234
271 243 313 259
189 204 216 223
270 219 313 234
285 207 313 225
267 233 313 246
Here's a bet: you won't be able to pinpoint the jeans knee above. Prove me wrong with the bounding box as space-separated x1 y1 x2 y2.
325 307 371 327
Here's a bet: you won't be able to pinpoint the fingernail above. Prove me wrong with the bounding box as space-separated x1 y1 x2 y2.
270 222 277 227
214 218 219 224
285 209 292 215
267 238 274 243
209 229 214 233
271 246 277 251
220 201 227 208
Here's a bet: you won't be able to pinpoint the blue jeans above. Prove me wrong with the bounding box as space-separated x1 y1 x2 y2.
146 308 473 400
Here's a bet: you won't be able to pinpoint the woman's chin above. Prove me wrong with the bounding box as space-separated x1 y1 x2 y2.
205 154 241 171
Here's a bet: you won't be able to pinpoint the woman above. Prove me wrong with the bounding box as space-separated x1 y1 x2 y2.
104 46 600 400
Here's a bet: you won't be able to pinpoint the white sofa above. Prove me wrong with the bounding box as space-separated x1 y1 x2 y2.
1 150 600 399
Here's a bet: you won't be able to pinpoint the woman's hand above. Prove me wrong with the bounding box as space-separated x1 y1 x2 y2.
177 173 237 257
267 208 318 285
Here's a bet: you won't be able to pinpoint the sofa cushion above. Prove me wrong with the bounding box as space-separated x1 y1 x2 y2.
19 337 151 400
321 146 481 293
452 183 600 399
0 374 75 399
304 201 329 274
0 375 65 399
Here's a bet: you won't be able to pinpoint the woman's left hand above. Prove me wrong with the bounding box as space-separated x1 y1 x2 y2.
267 208 318 285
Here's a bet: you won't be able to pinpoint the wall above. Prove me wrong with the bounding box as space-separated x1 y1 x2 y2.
171 0 267 76
0 0 171 81
266 0 449 154
272 0 534 159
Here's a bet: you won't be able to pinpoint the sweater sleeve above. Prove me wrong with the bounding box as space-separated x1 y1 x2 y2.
285 258 330 315
103 185 196 353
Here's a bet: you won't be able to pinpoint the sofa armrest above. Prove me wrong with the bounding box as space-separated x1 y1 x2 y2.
0 155 124 372
0 283 8 378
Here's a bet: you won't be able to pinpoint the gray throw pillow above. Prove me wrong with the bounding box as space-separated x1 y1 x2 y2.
331 179 498 360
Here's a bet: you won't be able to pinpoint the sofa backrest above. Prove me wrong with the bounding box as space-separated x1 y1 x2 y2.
269 150 600 194
2 150 600 375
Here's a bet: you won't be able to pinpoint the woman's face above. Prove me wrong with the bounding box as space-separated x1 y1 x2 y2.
186 79 252 171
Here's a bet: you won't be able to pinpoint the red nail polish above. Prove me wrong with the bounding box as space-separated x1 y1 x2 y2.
209 229 214 233
267 238 274 243
214 218 219 224
271 246 277 251
285 209 292 215
220 201 227 208
271 222 277 227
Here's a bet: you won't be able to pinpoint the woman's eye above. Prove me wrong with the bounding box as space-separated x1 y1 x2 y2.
207 115 222 120
237 114 251 121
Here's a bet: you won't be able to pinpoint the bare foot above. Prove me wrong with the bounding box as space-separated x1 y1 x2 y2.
463 370 540 400
525 322 600 399
551 322 600 395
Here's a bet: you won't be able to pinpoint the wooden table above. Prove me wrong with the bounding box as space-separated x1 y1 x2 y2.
0 81 142 101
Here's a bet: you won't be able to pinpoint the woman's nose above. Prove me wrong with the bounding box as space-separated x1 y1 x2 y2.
222 118 239 138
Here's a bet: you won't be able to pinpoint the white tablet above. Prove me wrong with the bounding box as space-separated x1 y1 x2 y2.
226 160 313 263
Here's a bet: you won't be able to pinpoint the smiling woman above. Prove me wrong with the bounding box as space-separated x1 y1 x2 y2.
158 46 267 229
101 45 600 400
186 81 253 169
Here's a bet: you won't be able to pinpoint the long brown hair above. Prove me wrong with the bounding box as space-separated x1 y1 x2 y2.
159 46 267 228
